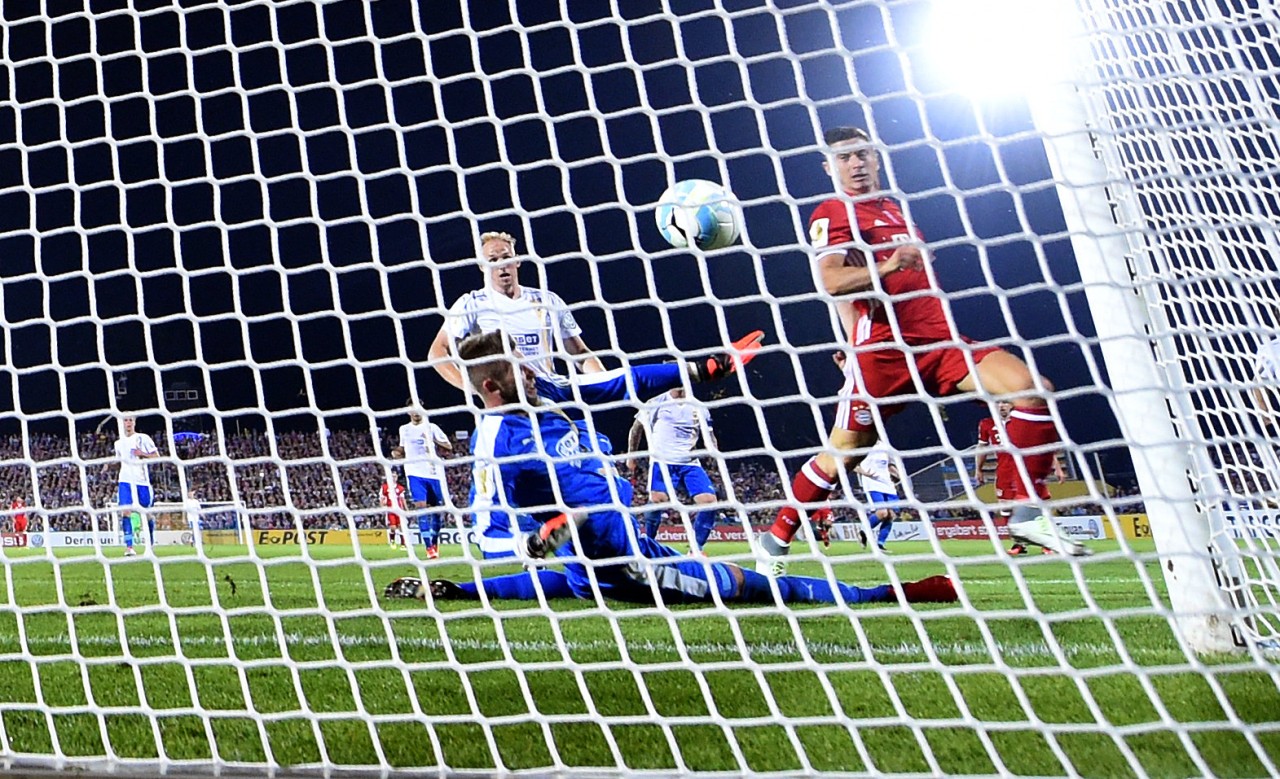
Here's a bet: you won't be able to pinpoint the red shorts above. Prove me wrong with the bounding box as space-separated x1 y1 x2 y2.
388 514 401 528
13 516 26 534
836 341 1003 432
995 453 1049 502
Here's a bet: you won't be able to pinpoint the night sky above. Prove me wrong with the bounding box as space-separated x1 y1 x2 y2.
0 0 1128 478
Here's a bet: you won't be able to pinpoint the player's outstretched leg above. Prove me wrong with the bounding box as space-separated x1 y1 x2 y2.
734 567 957 605
1007 505 1091 556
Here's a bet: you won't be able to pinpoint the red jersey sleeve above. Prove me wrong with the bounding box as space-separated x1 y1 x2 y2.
977 417 995 446
808 199 857 256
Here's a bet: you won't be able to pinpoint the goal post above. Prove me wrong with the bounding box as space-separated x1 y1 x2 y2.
1 0 1278 777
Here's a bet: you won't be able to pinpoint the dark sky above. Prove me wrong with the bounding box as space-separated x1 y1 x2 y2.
0 0 1129 477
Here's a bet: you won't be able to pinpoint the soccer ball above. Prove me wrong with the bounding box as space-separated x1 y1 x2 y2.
655 179 742 251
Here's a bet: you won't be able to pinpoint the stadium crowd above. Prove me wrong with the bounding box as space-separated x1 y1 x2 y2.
0 428 1145 533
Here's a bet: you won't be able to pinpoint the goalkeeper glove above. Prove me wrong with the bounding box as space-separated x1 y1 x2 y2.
690 330 765 383
526 513 576 559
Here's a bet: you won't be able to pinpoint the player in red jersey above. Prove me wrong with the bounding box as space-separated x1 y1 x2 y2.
381 470 409 549
11 497 27 536
756 126 1087 574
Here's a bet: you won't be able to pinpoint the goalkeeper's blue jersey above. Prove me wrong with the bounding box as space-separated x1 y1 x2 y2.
468 364 682 543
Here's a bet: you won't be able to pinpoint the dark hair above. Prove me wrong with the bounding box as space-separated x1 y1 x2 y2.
823 126 871 145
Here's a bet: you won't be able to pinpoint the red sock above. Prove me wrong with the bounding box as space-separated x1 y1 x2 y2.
1004 407 1060 500
769 457 837 543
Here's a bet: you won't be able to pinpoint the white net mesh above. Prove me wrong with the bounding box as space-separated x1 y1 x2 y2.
0 0 1277 776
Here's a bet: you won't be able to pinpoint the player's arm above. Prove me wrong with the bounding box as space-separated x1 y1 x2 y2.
433 426 454 454
563 335 605 374
428 324 467 391
972 449 988 484
815 246 922 297
625 418 645 473
537 331 766 405
134 437 161 459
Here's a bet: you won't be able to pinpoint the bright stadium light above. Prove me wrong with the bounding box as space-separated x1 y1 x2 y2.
921 0 1080 100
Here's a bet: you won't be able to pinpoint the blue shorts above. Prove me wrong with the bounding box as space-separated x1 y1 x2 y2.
648 462 714 498
407 476 445 506
118 483 153 509
867 491 897 504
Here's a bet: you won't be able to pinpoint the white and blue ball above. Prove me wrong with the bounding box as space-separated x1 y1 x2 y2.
655 179 742 251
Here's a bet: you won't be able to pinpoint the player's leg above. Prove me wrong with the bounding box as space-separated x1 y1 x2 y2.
874 508 895 551
959 350 1087 556
758 351 907 575
139 486 155 554
683 466 719 553
734 565 957 605
645 462 671 540
118 483 137 556
757 424 876 574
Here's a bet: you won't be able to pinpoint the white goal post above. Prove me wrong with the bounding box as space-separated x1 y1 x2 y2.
0 1 1277 777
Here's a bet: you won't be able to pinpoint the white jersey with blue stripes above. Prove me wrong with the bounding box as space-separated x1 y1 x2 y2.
446 287 582 377
637 392 707 465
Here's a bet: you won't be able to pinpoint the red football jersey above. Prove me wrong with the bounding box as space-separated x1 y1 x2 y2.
808 196 957 346
977 417 1001 448
380 482 407 524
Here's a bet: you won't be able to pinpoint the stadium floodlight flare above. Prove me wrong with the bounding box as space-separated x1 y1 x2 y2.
1 1 1278 778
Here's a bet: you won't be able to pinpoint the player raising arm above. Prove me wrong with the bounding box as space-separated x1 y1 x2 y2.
756 125 1085 576
386 329 955 607
626 387 722 552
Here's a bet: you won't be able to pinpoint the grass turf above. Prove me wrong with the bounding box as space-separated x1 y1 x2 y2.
0 539 1277 776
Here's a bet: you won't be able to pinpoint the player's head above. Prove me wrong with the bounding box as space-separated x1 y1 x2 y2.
996 401 1014 419
406 403 425 424
670 387 686 399
457 330 539 408
479 231 521 296
822 126 880 195
121 415 137 435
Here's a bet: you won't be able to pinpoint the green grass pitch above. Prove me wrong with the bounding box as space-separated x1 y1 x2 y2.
0 540 1276 776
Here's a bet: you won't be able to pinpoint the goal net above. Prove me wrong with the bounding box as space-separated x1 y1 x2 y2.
0 0 1277 776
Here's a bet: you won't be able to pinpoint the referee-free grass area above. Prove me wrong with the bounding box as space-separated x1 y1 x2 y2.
0 540 1277 777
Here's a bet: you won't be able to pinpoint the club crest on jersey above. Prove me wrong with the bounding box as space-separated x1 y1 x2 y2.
809 218 830 247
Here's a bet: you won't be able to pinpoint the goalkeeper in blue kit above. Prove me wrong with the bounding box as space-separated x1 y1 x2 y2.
385 329 955 607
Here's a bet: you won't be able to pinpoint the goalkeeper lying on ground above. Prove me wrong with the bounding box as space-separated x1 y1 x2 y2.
386 329 955 607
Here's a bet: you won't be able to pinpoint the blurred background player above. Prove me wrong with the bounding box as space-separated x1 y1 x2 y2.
757 125 1083 576
626 386 721 553
113 414 159 557
975 401 1068 555
855 447 900 553
381 469 408 549
393 406 453 559
10 496 27 539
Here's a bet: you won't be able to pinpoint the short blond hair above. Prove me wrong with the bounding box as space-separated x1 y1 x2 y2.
479 231 518 251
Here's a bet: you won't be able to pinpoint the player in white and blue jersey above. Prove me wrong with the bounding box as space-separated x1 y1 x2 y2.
856 448 900 552
385 330 956 607
427 231 606 564
394 407 453 559
627 388 721 552
114 415 160 557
